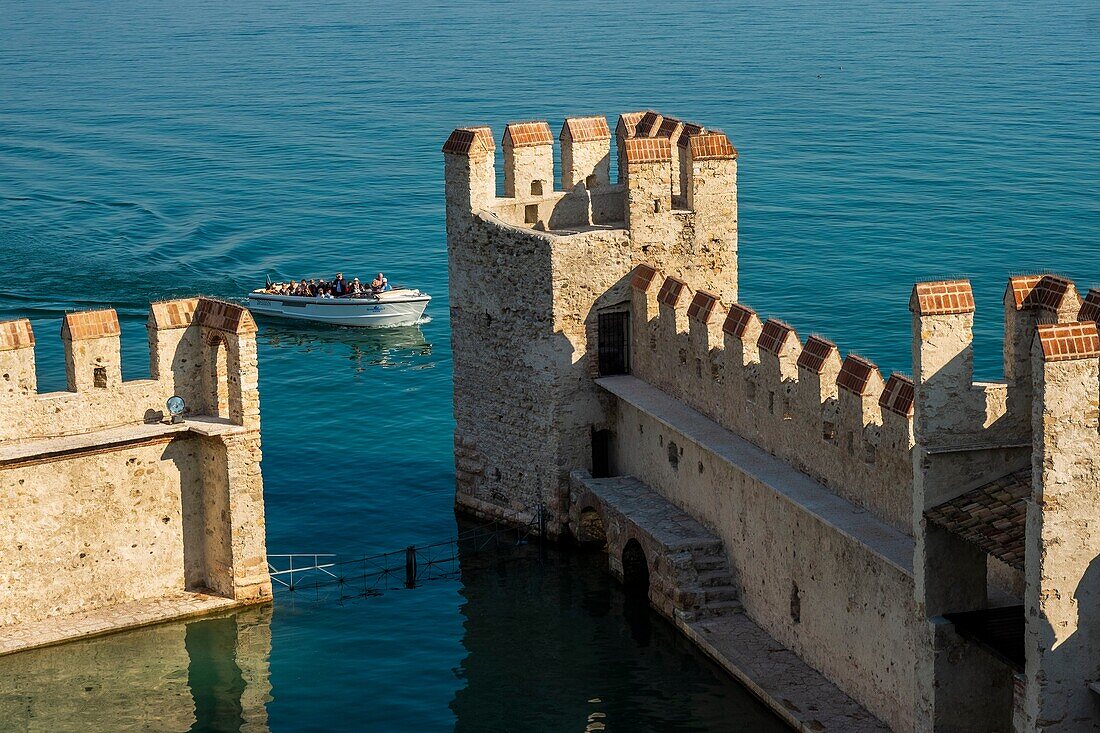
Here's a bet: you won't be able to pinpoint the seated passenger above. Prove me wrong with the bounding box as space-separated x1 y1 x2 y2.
370 272 389 294
309 278 319 296
348 277 364 296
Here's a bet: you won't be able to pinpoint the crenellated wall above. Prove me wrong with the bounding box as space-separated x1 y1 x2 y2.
0 298 270 649
629 267 915 533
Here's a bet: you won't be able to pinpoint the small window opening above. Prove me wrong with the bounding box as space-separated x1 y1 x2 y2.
846 432 855 457
695 359 702 379
530 180 544 196
667 440 679 470
768 391 776 415
524 204 539 224
93 366 107 388
823 421 837 441
653 199 661 213
790 582 801 623
863 442 877 465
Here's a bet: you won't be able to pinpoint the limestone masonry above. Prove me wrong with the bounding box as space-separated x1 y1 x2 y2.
0 298 271 655
444 111 1100 732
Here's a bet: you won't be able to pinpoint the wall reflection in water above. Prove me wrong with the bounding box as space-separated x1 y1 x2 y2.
0 606 272 733
449 533 790 733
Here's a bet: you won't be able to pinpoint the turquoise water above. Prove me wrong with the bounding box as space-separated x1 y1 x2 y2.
1 0 1098 729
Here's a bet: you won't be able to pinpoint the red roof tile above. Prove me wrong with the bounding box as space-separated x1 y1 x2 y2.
630 264 659 291
925 467 1031 571
837 354 878 395
149 298 199 331
909 279 975 315
634 111 663 137
62 309 120 341
622 137 672 163
687 290 719 323
0 318 34 352
465 125 495 152
656 276 688 307
442 128 490 156
616 111 647 138
879 374 915 417
655 117 683 139
797 335 838 374
1008 274 1078 313
195 298 258 335
688 131 737 160
722 304 757 338
757 319 795 355
1078 289 1100 323
1036 321 1100 362
560 116 611 142
676 123 705 148
503 121 553 148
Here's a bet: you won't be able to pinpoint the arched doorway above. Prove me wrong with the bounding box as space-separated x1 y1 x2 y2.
621 538 649 596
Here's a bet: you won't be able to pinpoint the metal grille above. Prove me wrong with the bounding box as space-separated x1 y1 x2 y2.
598 312 629 375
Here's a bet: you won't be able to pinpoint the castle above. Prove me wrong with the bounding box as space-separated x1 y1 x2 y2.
443 112 1100 732
0 298 271 655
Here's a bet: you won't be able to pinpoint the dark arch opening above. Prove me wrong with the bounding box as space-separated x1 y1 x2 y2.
622 538 649 596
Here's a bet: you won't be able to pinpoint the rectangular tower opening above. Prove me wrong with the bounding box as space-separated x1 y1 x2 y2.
597 311 629 376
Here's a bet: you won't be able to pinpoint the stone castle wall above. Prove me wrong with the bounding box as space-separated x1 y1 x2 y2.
0 298 270 650
445 110 1100 731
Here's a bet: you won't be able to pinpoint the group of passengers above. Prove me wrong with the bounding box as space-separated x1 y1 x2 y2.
265 272 391 298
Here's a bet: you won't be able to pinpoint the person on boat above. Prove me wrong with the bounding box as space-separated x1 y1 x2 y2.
333 273 348 296
308 278 319 296
348 277 365 296
370 272 390 294
296 279 309 296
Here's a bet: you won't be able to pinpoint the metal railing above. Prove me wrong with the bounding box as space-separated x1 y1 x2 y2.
267 504 547 602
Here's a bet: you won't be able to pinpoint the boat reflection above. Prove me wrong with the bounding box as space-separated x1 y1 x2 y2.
0 606 273 733
257 322 433 373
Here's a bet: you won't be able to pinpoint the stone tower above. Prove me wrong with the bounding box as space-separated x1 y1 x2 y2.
443 112 738 533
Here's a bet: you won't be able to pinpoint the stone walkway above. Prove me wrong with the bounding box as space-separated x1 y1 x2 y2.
681 613 890 732
0 591 241 656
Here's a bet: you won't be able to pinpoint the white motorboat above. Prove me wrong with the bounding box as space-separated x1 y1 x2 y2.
247 288 431 328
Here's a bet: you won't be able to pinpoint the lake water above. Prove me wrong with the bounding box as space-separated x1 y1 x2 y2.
1 0 1097 730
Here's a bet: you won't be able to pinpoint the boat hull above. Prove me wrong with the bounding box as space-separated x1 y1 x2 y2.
247 293 430 328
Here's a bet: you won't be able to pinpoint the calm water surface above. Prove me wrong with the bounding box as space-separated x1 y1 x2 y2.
1 0 1098 730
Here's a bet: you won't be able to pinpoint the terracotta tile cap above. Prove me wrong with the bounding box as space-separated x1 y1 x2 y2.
924 467 1031 571
149 298 200 331
1036 321 1100 362
656 276 689 307
909 279 975 315
655 117 683 140
757 319 795 355
61 309 121 341
1078 289 1100 323
880 374 915 417
195 297 258 336
797 335 838 374
634 111 664 138
837 354 880 395
503 121 553 148
688 131 737 160
676 123 705 148
616 111 648 138
623 137 672 164
560 116 610 142
0 318 35 352
687 290 720 323
442 128 491 156
722 304 757 338
630 263 659 291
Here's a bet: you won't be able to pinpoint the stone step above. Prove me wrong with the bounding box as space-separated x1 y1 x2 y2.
695 569 734 587
695 599 743 618
703 586 740 604
692 554 728 572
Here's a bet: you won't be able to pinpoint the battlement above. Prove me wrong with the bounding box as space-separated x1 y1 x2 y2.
629 266 915 532
0 297 258 444
443 109 739 305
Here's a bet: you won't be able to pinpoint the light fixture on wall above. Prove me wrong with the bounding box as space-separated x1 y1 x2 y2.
166 395 186 424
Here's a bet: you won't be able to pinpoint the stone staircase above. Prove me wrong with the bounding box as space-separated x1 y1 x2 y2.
568 471 741 622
